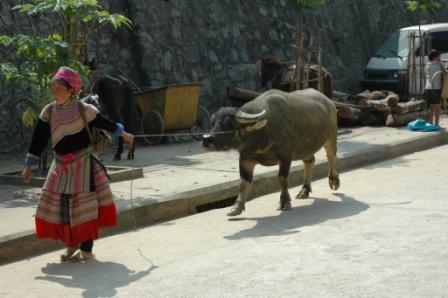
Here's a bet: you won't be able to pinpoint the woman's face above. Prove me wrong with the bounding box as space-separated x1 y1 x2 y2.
50 80 72 103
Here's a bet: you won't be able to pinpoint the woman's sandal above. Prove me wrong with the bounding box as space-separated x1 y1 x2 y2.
69 251 95 262
60 247 79 262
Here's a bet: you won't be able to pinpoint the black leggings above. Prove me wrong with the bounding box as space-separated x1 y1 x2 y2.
61 194 94 252
80 240 93 252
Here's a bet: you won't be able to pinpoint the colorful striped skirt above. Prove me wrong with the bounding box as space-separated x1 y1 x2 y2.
35 150 117 247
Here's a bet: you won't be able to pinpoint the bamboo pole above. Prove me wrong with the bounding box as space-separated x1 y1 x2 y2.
405 31 411 100
303 36 314 89
412 32 417 96
294 29 305 91
317 47 323 93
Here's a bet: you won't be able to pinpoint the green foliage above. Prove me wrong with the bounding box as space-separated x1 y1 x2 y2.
12 0 133 27
0 34 70 84
405 0 442 12
291 0 325 29
22 106 40 128
12 0 132 57
1 0 133 127
0 34 89 126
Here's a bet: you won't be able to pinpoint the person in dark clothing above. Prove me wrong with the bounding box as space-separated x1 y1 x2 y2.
424 50 447 126
21 66 134 262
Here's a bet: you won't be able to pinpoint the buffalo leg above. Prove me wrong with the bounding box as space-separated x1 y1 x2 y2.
227 159 256 217
277 159 292 211
324 137 340 190
296 156 315 199
114 136 124 161
127 143 135 160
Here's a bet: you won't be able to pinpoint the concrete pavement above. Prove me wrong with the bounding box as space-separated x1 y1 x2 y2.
0 117 448 264
0 145 447 297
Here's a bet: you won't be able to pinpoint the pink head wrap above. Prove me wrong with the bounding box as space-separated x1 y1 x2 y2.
53 66 82 95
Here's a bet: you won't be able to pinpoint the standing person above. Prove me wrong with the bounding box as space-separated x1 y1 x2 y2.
424 50 447 126
21 66 134 262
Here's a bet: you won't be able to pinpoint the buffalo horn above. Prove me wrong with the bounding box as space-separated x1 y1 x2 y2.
235 110 266 124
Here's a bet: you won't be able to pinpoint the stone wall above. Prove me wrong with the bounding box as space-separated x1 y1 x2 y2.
90 0 448 109
1 0 447 149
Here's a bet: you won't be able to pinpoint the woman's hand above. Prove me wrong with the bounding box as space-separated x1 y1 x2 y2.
21 166 32 183
121 131 134 145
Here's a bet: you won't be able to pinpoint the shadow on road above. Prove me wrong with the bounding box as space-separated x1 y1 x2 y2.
36 258 157 297
102 141 209 168
224 193 369 240
361 156 416 170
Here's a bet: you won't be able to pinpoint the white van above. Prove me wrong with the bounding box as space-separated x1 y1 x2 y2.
361 23 448 98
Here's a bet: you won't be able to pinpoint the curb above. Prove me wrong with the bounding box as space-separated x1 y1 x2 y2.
1 130 447 265
0 166 143 187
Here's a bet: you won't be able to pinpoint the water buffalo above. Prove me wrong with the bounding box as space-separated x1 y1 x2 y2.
261 55 333 99
202 88 340 216
90 75 138 160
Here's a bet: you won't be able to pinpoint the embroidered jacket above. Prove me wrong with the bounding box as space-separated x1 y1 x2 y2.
26 100 122 163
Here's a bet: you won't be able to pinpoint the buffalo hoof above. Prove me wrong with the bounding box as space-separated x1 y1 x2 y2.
296 187 310 199
277 197 292 211
329 177 340 190
281 201 292 211
227 206 244 217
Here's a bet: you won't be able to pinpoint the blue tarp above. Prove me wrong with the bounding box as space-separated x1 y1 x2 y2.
407 119 440 132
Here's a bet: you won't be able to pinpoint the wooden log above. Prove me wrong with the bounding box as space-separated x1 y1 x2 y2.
386 94 399 107
354 91 399 107
371 90 390 100
337 106 362 123
392 99 427 114
226 87 261 101
349 91 372 104
360 98 390 112
357 98 373 108
385 110 427 127
360 111 386 126
372 103 389 113
332 101 378 113
337 107 353 118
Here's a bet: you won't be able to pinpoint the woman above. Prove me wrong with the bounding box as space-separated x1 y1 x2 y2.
21 66 134 262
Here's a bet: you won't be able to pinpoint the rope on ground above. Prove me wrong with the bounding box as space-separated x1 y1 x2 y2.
133 129 361 139
132 130 233 138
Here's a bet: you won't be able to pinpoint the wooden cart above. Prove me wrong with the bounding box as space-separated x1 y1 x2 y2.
134 83 211 144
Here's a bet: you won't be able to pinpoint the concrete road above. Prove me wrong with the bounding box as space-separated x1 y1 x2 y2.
1 145 448 298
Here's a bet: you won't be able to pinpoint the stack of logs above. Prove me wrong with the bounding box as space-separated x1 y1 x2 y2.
336 90 427 126
227 87 427 127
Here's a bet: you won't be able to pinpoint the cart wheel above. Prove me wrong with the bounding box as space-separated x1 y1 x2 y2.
140 109 165 145
190 105 211 140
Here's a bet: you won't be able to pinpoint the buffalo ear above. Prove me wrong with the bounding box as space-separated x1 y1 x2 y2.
245 120 267 132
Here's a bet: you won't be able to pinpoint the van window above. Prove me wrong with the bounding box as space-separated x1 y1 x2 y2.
374 30 413 59
431 31 448 53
